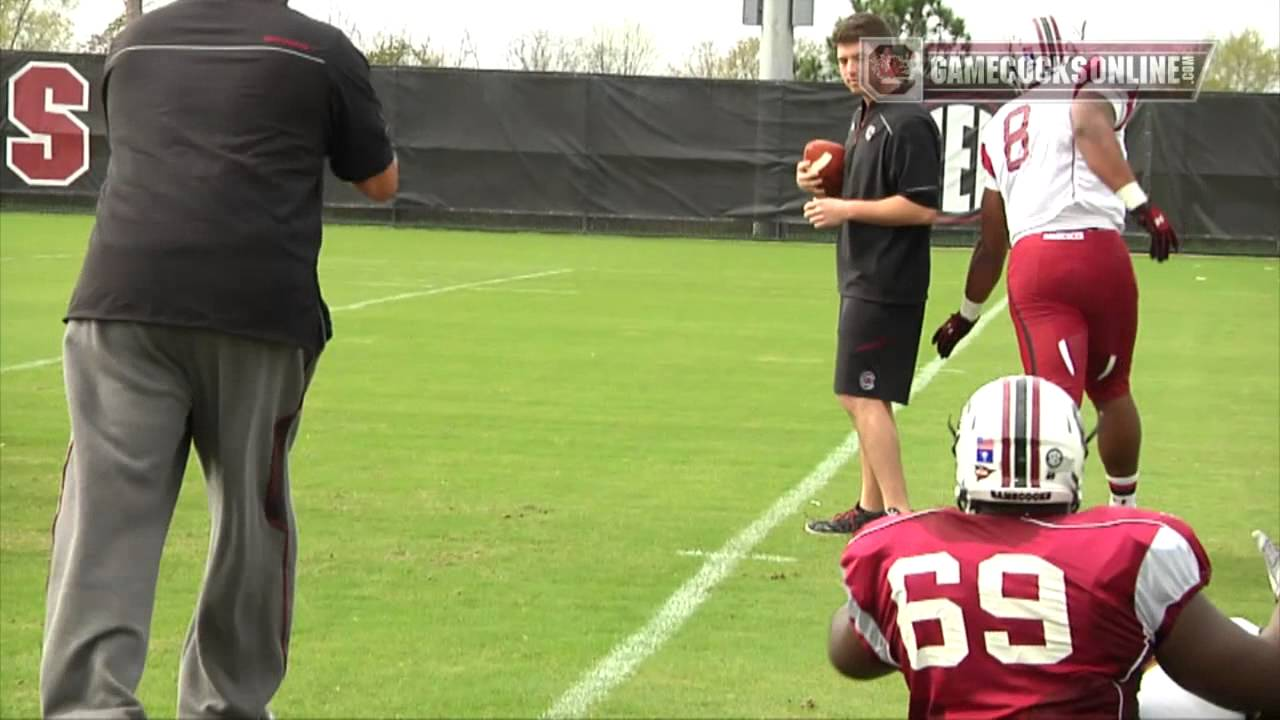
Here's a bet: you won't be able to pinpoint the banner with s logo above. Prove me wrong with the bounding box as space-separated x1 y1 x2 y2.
2 53 104 196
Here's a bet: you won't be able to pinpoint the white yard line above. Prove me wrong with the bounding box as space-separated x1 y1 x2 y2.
0 254 74 263
676 549 797 564
329 269 573 312
542 296 1009 720
0 269 574 375
465 287 580 295
754 355 824 365
0 357 61 374
346 281 437 289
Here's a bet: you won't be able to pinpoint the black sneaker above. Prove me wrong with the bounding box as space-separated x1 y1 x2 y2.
805 504 888 536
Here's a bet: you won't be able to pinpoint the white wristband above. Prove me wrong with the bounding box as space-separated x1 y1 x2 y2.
960 297 982 321
1117 181 1148 211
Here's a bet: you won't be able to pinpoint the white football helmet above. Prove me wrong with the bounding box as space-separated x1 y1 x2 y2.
1006 15 1080 92
954 375 1086 513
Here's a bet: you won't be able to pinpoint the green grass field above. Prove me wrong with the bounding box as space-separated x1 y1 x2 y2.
1 211 1277 719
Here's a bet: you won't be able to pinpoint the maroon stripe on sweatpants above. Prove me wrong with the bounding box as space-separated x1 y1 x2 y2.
265 412 298 668
50 440 73 537
45 441 74 594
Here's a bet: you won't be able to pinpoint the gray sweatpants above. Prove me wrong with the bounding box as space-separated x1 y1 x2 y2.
41 319 318 719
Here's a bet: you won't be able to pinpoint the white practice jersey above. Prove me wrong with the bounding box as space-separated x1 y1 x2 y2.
980 85 1138 244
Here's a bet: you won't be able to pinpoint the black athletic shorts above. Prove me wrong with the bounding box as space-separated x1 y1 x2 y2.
834 296 926 404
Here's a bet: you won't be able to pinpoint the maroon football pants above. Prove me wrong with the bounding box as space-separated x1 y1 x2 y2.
1006 228 1139 407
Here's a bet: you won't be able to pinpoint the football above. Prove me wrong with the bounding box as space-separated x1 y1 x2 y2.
803 139 844 198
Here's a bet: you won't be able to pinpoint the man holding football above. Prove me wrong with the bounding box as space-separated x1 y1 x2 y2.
931 16 1180 509
797 13 942 536
827 374 1280 718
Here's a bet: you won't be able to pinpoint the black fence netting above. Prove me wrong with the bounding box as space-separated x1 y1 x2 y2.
2 52 1276 255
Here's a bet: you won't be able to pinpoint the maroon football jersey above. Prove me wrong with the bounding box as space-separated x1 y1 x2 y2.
840 506 1210 719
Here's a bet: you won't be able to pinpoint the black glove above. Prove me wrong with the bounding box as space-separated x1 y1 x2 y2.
931 312 976 359
1131 202 1179 262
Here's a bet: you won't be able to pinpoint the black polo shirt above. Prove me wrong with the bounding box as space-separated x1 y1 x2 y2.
66 0 394 353
838 94 941 305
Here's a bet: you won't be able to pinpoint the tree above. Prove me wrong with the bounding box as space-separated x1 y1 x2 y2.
823 0 969 85
794 38 837 82
453 30 479 69
507 30 581 72
671 37 758 80
721 37 759 80
2 0 78 51
848 0 969 42
82 12 127 54
363 31 444 67
327 8 364 48
577 23 656 75
674 40 722 78
673 36 837 82
1202 30 1280 92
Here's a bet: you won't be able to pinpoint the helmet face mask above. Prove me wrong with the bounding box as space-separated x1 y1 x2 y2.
954 375 1086 515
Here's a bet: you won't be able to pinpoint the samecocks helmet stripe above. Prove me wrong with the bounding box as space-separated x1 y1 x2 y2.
955 375 1086 512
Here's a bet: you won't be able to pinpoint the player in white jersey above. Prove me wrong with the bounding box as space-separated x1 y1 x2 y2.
980 81 1136 244
928 16 1180 509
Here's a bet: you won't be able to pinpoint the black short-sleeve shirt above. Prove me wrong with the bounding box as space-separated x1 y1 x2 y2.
837 95 942 305
66 0 395 353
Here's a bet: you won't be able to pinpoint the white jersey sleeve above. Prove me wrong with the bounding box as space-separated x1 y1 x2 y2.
1109 89 1138 129
1074 66 1140 130
978 110 1004 192
1133 524 1211 641
979 128 999 192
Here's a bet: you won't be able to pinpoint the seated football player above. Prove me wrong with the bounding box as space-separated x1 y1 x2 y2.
1138 531 1280 719
825 375 1280 719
